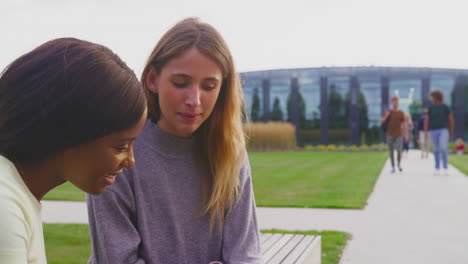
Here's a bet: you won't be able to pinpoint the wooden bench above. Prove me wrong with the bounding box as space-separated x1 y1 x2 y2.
261 233 321 264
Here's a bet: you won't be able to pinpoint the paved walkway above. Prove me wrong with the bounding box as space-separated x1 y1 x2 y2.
42 150 468 264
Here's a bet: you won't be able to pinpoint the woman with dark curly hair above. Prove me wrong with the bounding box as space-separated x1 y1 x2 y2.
424 90 454 175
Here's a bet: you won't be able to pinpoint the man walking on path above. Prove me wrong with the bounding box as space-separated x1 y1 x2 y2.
381 96 408 173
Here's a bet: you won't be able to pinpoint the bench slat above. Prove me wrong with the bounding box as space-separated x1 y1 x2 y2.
263 234 294 262
280 235 316 264
261 233 321 264
262 234 284 254
267 235 305 264
261 233 273 244
294 236 321 264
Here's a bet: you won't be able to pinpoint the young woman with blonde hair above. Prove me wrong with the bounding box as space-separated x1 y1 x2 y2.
87 18 262 263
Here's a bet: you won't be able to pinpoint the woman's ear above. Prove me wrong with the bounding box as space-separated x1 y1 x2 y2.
146 67 159 94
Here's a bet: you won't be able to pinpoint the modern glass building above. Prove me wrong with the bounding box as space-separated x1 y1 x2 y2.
241 67 468 146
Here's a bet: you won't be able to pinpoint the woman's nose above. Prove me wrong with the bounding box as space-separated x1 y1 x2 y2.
185 85 201 107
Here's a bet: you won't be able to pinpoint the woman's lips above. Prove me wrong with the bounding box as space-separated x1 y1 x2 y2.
179 113 200 122
104 174 116 185
104 170 121 186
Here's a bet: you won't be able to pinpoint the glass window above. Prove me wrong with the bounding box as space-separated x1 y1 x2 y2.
297 74 321 145
430 75 455 108
242 77 263 122
270 76 290 121
328 76 350 145
389 79 422 114
359 77 382 144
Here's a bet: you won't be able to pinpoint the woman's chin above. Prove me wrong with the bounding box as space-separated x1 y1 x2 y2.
83 186 106 196
177 126 199 138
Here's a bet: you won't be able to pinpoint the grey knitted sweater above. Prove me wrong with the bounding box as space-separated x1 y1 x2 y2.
87 120 262 264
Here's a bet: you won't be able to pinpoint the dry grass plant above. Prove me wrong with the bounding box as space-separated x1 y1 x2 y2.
244 122 297 151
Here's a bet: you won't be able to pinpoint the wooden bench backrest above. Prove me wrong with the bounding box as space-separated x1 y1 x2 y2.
260 233 321 264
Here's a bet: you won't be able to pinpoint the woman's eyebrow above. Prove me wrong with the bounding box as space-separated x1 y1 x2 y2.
171 73 191 79
115 137 137 143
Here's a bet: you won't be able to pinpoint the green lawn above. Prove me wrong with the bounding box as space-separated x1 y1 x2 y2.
43 182 85 201
262 229 350 264
43 224 91 264
44 152 387 209
43 224 348 264
450 155 468 176
250 152 387 208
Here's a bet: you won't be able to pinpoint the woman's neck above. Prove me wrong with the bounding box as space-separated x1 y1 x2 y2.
19 158 66 202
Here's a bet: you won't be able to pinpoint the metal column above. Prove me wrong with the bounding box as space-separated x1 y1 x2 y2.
262 79 270 122
350 76 360 145
320 76 329 145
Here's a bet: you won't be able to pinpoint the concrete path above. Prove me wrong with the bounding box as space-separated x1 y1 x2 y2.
42 150 468 264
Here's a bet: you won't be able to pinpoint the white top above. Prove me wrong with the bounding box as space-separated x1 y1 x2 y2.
0 156 46 264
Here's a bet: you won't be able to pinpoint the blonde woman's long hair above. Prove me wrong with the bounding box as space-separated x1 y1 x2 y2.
141 18 246 228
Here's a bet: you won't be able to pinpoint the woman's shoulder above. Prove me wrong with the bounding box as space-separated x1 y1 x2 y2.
0 170 40 231
134 120 158 146
443 104 451 112
238 152 252 183
432 104 450 112
0 158 37 207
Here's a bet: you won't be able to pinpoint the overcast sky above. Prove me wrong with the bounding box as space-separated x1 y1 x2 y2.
2 0 468 76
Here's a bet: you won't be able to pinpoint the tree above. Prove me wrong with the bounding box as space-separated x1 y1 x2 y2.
345 91 370 141
311 111 320 129
286 92 306 126
409 100 422 115
328 85 344 128
250 88 260 121
271 97 283 121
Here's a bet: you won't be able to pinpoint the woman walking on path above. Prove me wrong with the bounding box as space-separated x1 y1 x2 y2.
0 38 147 263
87 18 262 264
424 90 454 175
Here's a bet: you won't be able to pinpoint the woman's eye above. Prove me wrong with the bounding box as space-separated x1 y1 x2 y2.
116 146 129 153
203 84 217 91
173 82 188 88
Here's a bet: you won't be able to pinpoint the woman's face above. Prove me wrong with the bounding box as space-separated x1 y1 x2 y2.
60 109 147 195
430 95 441 104
146 48 223 138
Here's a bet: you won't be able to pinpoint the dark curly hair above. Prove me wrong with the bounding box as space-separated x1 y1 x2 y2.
429 90 444 104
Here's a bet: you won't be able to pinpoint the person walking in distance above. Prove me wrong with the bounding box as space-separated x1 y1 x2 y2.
455 138 465 155
417 108 430 159
381 96 408 173
424 90 454 175
402 112 413 158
